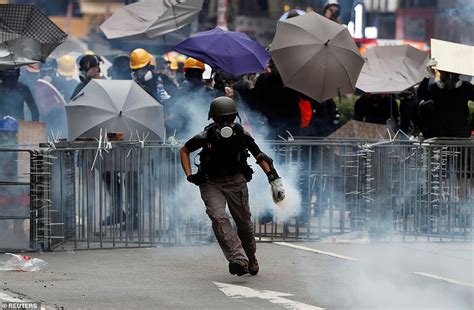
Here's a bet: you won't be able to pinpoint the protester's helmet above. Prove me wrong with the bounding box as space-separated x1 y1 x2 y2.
57 55 76 77
130 48 150 70
0 116 19 132
148 53 157 68
184 58 205 72
208 96 239 120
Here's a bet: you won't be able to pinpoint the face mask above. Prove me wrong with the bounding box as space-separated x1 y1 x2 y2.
214 115 236 138
133 67 153 83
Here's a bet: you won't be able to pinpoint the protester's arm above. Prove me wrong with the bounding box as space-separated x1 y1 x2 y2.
418 59 437 101
417 78 431 101
23 86 39 122
181 133 207 185
179 146 192 177
244 131 285 202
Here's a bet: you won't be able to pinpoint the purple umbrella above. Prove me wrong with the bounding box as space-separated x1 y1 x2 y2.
174 27 270 75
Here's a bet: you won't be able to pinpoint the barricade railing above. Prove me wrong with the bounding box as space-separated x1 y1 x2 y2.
34 138 473 251
0 147 50 252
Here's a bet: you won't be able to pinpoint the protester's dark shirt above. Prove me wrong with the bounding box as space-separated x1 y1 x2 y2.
354 94 399 125
185 123 260 177
252 72 300 139
70 81 88 100
0 83 39 121
417 78 474 138
301 98 339 137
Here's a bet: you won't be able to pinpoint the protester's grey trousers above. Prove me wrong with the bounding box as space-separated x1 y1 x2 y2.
199 173 256 262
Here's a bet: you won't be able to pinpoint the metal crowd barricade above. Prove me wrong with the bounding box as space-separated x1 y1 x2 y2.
0 147 50 252
34 138 473 251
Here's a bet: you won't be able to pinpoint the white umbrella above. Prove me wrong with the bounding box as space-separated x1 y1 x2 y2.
355 45 428 93
66 80 165 141
100 0 204 40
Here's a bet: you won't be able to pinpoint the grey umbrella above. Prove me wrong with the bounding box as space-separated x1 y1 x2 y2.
355 45 429 93
100 0 203 40
0 4 67 69
269 11 364 102
66 80 165 142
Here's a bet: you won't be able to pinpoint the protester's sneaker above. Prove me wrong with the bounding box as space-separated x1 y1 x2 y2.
228 260 249 276
248 257 259 275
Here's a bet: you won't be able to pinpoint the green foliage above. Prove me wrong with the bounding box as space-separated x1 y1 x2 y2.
336 95 357 126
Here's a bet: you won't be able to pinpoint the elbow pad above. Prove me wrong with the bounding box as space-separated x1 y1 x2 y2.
257 152 280 182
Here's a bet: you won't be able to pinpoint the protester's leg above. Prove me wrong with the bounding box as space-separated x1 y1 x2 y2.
224 175 256 260
225 174 259 275
199 181 247 262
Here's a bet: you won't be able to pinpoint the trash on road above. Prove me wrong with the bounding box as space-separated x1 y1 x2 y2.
0 253 47 272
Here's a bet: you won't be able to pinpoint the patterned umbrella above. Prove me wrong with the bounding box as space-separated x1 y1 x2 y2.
0 4 68 70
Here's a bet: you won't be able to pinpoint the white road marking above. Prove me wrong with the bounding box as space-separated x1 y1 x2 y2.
273 242 358 261
214 282 324 310
413 272 474 288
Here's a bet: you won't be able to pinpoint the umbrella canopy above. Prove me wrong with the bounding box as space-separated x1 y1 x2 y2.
49 37 87 59
174 27 270 75
355 45 428 93
100 0 203 40
269 11 364 102
66 80 165 141
0 4 67 70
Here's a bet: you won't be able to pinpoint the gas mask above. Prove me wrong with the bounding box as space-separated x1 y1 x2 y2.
132 66 153 84
438 72 462 90
213 114 237 139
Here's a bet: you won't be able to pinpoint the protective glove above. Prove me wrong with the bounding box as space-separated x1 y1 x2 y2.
424 58 437 78
187 173 207 186
270 178 285 203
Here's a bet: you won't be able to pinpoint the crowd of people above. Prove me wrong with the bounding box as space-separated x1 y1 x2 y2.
1 0 471 145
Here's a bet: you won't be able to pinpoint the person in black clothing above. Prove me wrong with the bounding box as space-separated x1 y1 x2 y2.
300 98 340 137
0 68 39 122
180 96 285 276
130 49 159 100
354 92 399 125
418 69 473 138
251 60 301 139
108 55 132 80
70 54 102 100
398 88 419 135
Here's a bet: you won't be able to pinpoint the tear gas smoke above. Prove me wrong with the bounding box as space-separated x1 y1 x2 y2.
169 84 302 228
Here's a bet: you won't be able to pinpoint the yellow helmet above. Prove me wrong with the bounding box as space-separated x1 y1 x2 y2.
57 55 76 77
183 57 205 71
176 54 187 63
148 53 157 68
130 48 150 69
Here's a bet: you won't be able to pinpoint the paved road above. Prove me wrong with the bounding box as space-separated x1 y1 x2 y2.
1 241 473 309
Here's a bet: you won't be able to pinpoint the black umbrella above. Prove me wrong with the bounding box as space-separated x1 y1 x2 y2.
0 4 68 70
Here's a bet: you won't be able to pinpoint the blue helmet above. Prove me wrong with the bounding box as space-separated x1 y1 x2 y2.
0 116 19 132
